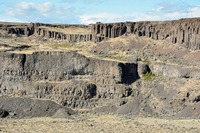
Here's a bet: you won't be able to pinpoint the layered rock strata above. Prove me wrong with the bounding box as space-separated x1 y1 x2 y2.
0 51 138 108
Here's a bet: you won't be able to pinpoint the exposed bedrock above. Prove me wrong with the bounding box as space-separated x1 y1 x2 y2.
0 23 93 42
150 62 200 79
35 29 93 42
0 51 139 108
116 78 200 118
92 18 200 50
1 18 199 50
0 51 200 117
0 51 139 83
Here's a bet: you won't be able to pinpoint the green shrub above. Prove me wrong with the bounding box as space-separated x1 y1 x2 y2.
142 71 156 81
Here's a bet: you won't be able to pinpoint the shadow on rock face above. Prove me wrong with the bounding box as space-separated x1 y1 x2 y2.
119 63 140 84
0 109 9 118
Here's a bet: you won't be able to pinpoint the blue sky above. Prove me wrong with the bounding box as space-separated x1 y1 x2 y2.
0 0 200 24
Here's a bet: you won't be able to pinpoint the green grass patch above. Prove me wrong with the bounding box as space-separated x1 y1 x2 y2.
142 71 156 81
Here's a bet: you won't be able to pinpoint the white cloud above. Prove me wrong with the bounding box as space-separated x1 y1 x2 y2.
2 1 200 24
189 6 200 18
80 13 123 24
16 2 35 10
163 12 186 19
151 7 164 12
3 2 78 23
79 12 164 24
80 4 200 24
37 2 54 13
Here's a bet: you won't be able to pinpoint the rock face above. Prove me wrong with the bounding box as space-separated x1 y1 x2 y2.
0 22 93 42
150 62 200 79
0 18 199 50
0 51 138 108
0 18 200 118
0 50 200 117
92 18 200 50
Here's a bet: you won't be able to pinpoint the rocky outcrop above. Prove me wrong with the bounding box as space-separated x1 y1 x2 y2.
0 22 93 42
36 28 93 42
0 51 139 83
91 22 127 42
0 51 139 108
0 50 199 110
1 18 199 50
92 18 200 50
1 19 200 118
150 62 200 79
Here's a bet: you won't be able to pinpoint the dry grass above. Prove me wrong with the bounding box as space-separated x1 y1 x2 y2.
0 114 200 133
39 26 91 34
105 55 124 61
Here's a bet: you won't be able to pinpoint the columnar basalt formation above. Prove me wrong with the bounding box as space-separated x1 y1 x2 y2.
91 22 127 42
0 18 199 50
92 18 200 50
1 18 200 118
0 22 93 42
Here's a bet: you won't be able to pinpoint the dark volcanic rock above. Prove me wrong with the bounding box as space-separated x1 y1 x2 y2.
1 18 199 50
150 62 200 79
0 51 139 108
0 108 9 118
92 18 200 50
0 22 93 42
0 18 200 118
0 95 75 118
137 61 151 78
0 50 199 118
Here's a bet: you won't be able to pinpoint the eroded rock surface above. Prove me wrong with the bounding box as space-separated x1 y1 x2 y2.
0 51 138 108
1 18 199 50
0 18 200 118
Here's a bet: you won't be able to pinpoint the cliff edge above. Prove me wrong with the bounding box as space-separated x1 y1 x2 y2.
0 18 199 50
0 18 200 118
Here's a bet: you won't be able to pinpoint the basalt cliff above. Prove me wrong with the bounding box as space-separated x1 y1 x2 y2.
1 18 199 49
0 18 200 118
